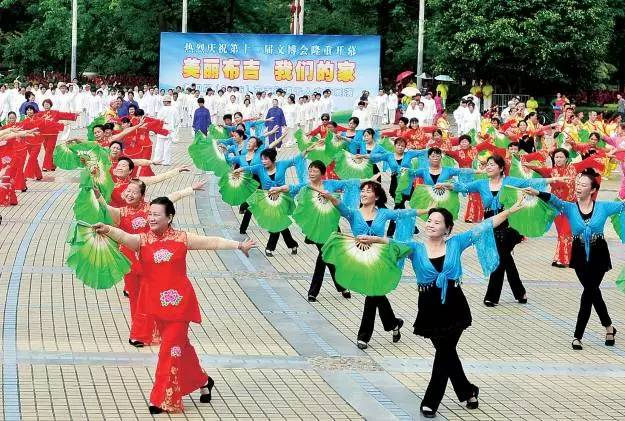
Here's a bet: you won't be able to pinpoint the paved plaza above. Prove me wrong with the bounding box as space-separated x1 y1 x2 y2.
1 128 625 420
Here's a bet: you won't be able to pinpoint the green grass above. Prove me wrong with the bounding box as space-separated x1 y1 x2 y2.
331 110 354 124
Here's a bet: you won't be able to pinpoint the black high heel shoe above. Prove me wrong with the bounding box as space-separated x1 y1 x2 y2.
571 338 583 350
606 327 617 346
199 377 215 403
466 386 479 409
148 405 164 414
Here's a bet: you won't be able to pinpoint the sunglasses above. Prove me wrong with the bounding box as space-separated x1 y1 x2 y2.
321 119 329 121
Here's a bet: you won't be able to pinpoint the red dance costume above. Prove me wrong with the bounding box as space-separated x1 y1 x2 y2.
444 147 484 222
35 110 77 171
524 152 604 265
119 203 160 344
0 144 18 206
138 229 208 412
2 124 28 192
110 174 131 208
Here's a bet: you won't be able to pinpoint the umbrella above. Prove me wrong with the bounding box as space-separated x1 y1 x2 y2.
435 75 454 82
416 72 432 79
401 87 420 97
396 70 414 82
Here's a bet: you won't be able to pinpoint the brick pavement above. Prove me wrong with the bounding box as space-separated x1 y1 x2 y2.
1 128 625 420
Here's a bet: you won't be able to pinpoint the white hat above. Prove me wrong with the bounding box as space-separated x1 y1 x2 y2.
163 95 172 102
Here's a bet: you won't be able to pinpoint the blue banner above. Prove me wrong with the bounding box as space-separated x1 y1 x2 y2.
159 32 381 113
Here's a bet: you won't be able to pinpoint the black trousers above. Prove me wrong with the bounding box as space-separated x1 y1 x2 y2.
239 202 251 233
357 296 400 342
574 268 611 339
422 330 474 411
309 243 345 298
266 228 298 251
484 248 526 303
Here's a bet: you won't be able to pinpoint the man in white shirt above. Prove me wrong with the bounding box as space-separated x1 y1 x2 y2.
154 95 179 165
387 90 398 124
453 100 469 135
0 84 9 121
319 89 334 119
351 100 372 129
54 83 73 112
404 100 420 121
86 87 101 123
224 94 239 116
422 91 437 126
463 101 481 134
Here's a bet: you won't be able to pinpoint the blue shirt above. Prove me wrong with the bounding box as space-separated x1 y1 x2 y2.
193 106 211 134
118 100 139 117
19 101 39 116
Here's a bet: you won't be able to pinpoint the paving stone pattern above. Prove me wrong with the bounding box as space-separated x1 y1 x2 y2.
1 129 625 420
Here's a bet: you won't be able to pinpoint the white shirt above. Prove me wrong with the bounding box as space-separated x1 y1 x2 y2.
319 96 334 114
157 104 180 134
351 107 372 129
283 103 298 128
387 94 398 111
0 91 9 119
453 106 467 135
463 109 481 134
54 92 73 112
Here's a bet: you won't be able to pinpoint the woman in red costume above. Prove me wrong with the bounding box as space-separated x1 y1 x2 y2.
35 99 78 171
444 134 484 222
0 113 30 192
94 197 255 414
21 105 62 180
521 147 605 267
109 157 188 208
98 178 208 347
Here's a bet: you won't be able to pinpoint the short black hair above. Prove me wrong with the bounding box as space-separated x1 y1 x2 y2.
150 196 176 222
118 156 135 171
260 148 277 162
308 160 326 175
428 207 454 233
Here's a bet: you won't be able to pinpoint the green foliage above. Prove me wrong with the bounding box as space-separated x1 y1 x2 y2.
0 0 623 91
426 0 618 90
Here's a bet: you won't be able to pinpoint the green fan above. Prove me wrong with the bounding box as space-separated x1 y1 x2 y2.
87 115 106 142
208 124 231 140
487 126 510 148
378 137 395 152
73 188 112 224
395 169 412 203
295 128 314 151
292 187 340 243
325 131 347 158
80 163 114 203
296 131 332 164
218 171 259 205
66 223 131 289
442 154 459 168
333 150 373 179
617 267 625 294
188 131 230 176
53 143 81 170
466 128 478 146
321 232 411 296
54 142 109 170
499 185 556 237
410 185 460 220
509 156 541 179
246 190 295 232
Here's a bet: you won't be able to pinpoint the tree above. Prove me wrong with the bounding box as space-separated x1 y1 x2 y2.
426 0 616 92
